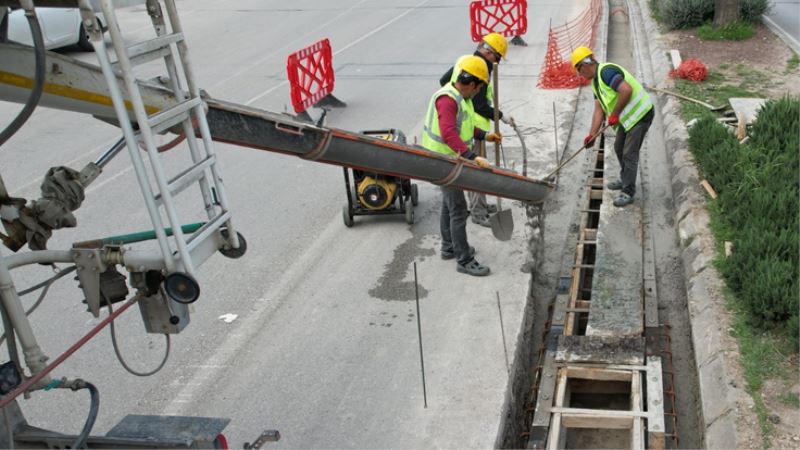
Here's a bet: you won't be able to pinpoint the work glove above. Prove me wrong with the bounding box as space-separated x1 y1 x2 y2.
485 132 503 142
584 134 596 148
500 115 515 126
474 156 492 169
607 114 620 127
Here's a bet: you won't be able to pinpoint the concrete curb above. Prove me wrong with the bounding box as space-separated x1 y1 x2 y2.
763 14 800 55
634 1 757 448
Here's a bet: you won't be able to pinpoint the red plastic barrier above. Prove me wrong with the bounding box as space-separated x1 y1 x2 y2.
286 38 334 113
469 0 527 42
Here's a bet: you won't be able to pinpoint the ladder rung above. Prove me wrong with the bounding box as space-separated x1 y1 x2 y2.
127 32 184 66
148 97 201 134
186 210 231 252
154 155 216 205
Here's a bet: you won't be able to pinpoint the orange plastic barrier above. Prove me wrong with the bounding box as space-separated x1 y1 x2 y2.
537 0 602 89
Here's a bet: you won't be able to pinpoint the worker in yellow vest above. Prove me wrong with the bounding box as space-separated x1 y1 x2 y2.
439 33 514 227
422 55 502 276
572 46 654 207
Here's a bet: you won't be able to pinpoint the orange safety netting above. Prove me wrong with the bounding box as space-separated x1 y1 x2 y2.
537 0 602 89
669 58 708 82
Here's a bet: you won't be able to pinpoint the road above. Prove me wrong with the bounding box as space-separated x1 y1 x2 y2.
765 0 800 53
0 1 584 447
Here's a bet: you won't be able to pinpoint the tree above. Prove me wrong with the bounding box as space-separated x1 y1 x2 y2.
714 0 741 26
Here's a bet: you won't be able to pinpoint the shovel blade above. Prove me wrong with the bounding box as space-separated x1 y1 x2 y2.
490 209 514 241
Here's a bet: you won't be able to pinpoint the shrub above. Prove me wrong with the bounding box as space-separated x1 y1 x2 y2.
739 0 771 23
652 0 771 29
688 97 800 341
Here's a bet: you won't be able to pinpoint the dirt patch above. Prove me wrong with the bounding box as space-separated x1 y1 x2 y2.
664 24 800 97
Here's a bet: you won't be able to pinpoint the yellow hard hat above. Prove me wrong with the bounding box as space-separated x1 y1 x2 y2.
458 55 489 83
571 46 594 69
482 32 508 58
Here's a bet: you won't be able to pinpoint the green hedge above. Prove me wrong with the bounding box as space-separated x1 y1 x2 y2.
688 97 799 342
651 0 771 29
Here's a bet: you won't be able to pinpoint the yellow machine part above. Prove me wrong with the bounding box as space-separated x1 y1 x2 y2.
357 176 396 210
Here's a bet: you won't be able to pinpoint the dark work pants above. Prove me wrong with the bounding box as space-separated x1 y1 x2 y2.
614 108 654 197
440 185 472 265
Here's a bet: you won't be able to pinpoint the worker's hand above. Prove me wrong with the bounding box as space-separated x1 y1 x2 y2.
584 134 596 148
500 115 515 126
485 132 503 142
474 156 492 169
607 114 620 127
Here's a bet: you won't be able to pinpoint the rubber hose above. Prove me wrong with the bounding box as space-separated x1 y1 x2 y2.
71 382 99 449
0 10 46 148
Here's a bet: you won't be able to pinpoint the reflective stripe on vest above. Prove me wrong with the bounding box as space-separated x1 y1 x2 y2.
451 54 493 132
592 63 653 132
422 84 475 156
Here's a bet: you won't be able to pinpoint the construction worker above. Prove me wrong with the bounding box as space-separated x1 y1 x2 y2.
423 55 502 277
439 32 514 228
572 46 654 207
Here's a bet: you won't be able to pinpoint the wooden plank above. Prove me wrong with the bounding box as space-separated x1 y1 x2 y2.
561 414 633 429
575 300 591 309
546 370 569 450
700 179 718 199
646 356 666 449
549 406 648 418
565 366 635 382
584 228 597 241
669 49 682 69
632 371 644 449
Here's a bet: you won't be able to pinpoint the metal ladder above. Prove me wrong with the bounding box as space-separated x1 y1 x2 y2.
78 0 240 277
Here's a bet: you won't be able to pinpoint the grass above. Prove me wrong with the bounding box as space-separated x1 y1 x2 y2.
780 392 800 408
697 21 756 40
788 53 800 72
673 71 760 122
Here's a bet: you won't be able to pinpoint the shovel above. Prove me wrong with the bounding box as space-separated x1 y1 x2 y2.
489 62 513 241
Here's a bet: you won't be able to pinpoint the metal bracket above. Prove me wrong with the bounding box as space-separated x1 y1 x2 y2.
72 248 108 317
245 430 281 449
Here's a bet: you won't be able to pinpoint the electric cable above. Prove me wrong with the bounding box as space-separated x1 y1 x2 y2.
0 293 141 410
106 294 170 377
0 6 46 148
70 381 99 449
0 266 76 347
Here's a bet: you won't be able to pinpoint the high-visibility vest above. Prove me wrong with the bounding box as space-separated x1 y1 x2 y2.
592 63 653 132
422 83 475 156
450 54 494 132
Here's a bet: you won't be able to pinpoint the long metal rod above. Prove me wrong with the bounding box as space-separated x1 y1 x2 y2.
496 291 510 374
413 262 427 408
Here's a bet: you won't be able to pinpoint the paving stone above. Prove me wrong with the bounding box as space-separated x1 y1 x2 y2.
697 354 737 427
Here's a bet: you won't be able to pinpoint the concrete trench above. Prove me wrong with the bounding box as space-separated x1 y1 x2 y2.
498 0 704 448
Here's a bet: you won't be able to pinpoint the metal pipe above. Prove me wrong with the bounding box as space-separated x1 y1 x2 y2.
94 136 127 169
0 247 51 385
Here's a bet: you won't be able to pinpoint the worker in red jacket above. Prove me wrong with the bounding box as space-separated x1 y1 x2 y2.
422 55 503 276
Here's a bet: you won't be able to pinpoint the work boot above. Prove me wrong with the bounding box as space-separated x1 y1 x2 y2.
607 179 624 190
471 214 491 228
441 246 475 261
487 204 498 214
613 193 634 207
457 259 491 277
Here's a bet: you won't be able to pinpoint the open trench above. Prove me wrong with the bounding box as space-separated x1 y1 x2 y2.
498 0 704 448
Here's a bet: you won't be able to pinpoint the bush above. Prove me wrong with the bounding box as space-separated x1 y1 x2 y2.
652 0 772 29
688 97 800 341
740 0 771 23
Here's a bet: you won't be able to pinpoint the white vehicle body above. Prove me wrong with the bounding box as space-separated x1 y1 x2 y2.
6 7 104 51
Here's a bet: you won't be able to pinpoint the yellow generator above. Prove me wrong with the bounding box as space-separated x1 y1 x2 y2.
342 129 418 227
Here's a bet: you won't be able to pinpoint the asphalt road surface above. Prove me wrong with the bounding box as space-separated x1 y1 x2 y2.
0 1 584 447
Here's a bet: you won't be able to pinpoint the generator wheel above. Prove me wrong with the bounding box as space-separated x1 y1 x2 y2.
404 205 414 225
410 184 419 206
343 205 354 228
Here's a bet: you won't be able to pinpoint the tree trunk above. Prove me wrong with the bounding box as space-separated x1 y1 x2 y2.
714 0 741 26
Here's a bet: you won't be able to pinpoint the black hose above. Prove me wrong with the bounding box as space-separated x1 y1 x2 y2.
71 381 99 449
0 8 46 148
